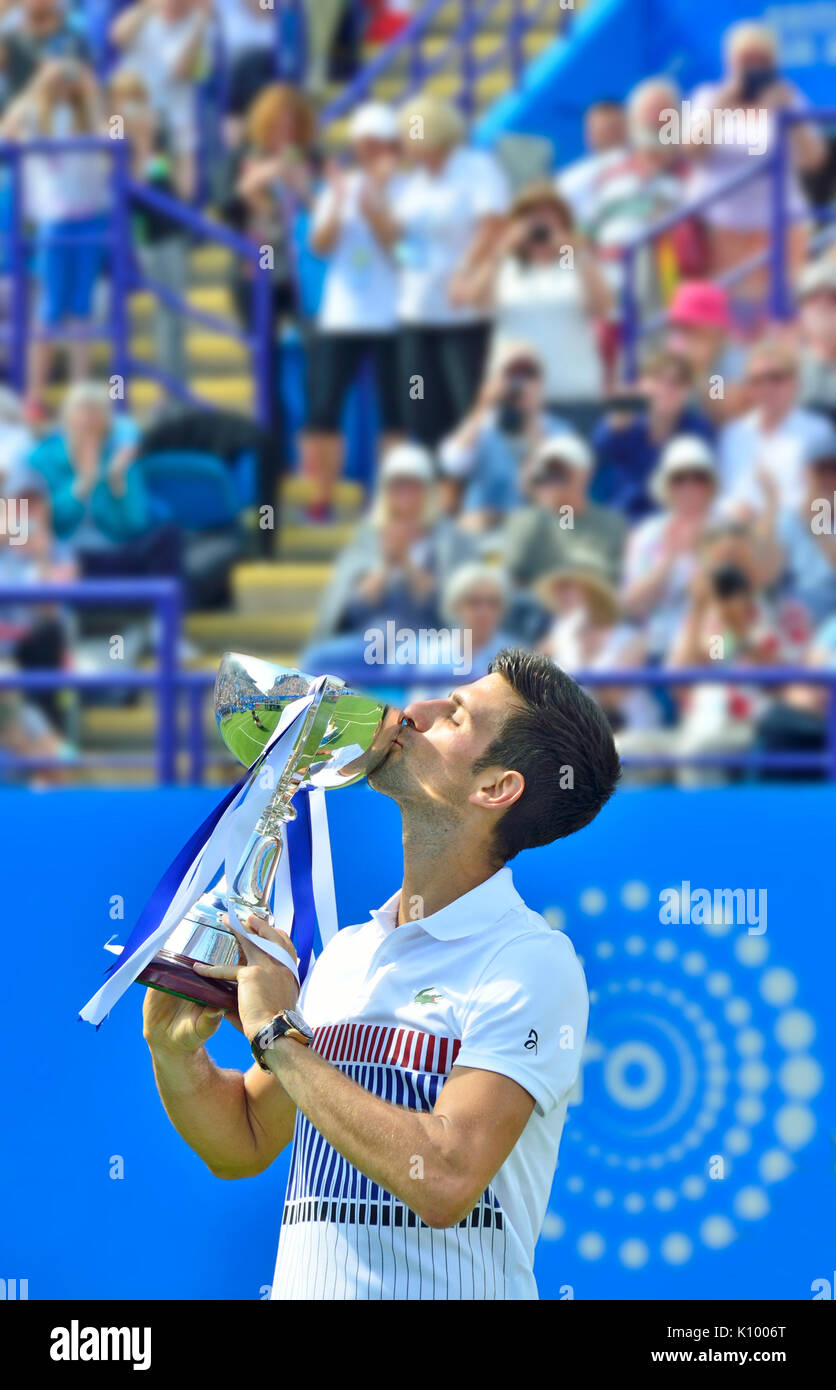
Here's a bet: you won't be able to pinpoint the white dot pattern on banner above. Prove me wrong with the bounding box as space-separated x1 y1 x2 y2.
619 1238 650 1268
622 881 651 910
552 879 821 1268
578 1232 606 1260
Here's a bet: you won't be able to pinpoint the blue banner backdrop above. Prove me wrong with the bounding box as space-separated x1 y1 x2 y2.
0 785 832 1300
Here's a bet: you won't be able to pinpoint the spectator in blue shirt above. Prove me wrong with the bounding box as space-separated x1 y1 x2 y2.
438 343 568 532
29 381 148 548
777 432 836 624
590 351 715 521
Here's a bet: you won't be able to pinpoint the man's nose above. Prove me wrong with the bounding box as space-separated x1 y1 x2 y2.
401 699 451 734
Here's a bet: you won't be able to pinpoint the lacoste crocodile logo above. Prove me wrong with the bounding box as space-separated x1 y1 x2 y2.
414 987 445 1005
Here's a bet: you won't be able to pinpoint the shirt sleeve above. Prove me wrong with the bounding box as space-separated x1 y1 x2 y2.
311 183 336 235
470 151 511 218
455 931 589 1117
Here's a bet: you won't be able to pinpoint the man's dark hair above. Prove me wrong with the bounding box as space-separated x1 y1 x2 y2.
475 649 621 863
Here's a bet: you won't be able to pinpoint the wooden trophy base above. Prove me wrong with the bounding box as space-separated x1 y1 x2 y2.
137 952 238 1011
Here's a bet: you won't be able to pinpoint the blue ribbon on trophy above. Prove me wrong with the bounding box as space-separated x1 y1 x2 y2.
80 656 399 1027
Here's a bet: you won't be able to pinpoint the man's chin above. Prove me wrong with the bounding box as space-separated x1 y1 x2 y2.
367 743 407 795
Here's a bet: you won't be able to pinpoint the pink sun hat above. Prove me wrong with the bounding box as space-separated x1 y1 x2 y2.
667 281 733 332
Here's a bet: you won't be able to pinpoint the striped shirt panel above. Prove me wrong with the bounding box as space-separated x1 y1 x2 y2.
271 1023 510 1300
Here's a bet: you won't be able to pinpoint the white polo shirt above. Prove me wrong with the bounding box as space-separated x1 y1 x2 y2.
270 866 588 1301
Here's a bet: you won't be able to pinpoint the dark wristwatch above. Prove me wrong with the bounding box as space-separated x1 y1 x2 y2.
250 1010 314 1071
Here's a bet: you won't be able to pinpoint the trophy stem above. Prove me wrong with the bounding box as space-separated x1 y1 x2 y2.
227 773 303 923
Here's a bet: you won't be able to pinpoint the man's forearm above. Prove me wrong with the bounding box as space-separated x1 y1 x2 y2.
149 1045 290 1180
263 1040 471 1227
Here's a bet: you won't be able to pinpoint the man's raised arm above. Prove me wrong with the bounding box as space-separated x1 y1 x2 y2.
143 989 296 1180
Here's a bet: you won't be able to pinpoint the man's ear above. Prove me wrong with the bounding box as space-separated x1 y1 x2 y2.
468 767 524 813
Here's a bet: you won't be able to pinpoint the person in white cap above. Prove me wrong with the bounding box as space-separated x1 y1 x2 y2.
304 102 405 520
305 442 474 651
621 434 721 658
503 430 625 585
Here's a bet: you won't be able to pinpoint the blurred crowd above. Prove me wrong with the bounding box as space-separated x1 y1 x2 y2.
0 3 835 784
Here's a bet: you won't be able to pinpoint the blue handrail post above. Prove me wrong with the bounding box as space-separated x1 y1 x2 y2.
156 581 181 785
769 110 791 320
509 0 524 88
186 678 206 785
620 245 639 382
276 0 306 84
110 136 133 413
460 0 477 121
253 251 274 431
7 146 26 395
408 32 423 94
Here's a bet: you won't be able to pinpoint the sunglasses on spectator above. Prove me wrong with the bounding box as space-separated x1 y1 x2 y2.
747 369 795 386
532 462 572 484
669 468 713 485
504 361 541 381
461 594 503 609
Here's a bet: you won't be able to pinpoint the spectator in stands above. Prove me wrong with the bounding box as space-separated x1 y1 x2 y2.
0 58 110 420
303 102 403 521
583 77 683 316
556 98 627 227
28 381 179 577
618 522 802 785
777 433 836 625
216 0 277 145
107 69 188 388
684 20 825 303
754 615 836 777
309 442 473 649
0 474 75 740
1 0 90 99
392 95 510 447
438 343 567 532
795 257 836 415
453 182 610 411
110 0 213 203
434 562 515 679
221 82 317 359
718 338 833 516
0 385 33 487
535 559 657 734
503 432 625 587
664 280 747 423
621 434 721 659
591 350 714 520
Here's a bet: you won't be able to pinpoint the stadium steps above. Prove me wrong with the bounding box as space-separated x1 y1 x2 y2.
282 476 365 517
322 0 566 135
233 562 333 613
185 609 316 652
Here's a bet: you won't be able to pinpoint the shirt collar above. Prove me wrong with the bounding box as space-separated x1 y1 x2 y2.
369 866 523 941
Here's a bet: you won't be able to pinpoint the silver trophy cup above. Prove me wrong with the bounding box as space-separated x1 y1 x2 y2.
138 653 403 1009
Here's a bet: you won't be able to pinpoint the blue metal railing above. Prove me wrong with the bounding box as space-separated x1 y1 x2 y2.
1 580 835 783
0 136 274 427
0 579 181 783
158 662 836 783
620 107 836 378
322 0 567 126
